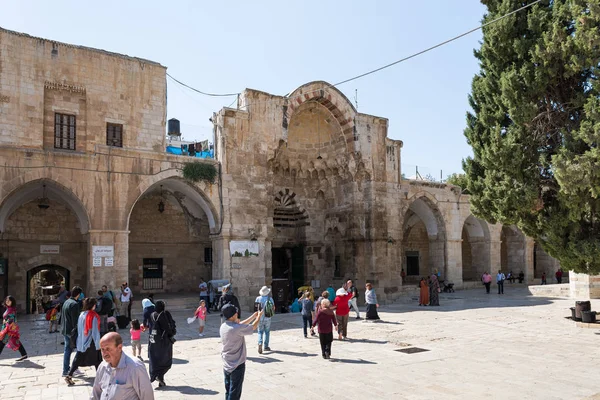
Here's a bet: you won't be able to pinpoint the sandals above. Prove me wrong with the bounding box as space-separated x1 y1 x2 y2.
64 376 75 386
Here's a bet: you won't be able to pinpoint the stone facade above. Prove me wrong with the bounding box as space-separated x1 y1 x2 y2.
0 27 571 312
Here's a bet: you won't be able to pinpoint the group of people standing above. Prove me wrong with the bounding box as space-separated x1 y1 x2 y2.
418 275 441 306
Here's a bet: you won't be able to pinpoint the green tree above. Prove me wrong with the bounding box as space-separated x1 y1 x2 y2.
463 0 600 273
446 173 469 190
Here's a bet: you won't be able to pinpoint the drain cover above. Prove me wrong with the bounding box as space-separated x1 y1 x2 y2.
395 347 429 354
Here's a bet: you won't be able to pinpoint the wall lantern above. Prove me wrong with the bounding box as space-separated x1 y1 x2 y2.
158 185 165 213
38 184 50 210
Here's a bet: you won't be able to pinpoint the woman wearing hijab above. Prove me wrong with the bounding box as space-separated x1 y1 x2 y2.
364 283 380 320
419 277 430 306
148 300 176 387
429 274 440 306
64 297 102 386
142 298 156 334
0 296 28 362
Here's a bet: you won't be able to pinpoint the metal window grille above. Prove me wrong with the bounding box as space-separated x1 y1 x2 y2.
204 248 213 263
142 258 163 290
54 113 76 150
106 123 123 147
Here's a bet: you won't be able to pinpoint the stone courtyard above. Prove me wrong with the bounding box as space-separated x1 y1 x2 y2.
0 288 598 400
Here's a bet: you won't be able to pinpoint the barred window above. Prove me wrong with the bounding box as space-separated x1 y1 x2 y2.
54 113 76 150
106 123 123 147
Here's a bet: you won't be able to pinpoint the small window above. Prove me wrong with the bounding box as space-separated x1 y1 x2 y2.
204 247 213 263
106 123 123 147
54 113 76 150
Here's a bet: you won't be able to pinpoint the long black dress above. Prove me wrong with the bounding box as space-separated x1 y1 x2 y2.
148 310 175 382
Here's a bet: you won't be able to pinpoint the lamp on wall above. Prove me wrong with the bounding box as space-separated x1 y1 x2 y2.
158 185 165 213
38 184 50 210
387 236 395 244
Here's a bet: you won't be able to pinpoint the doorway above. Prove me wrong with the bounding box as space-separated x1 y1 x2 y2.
26 264 70 314
271 246 305 305
406 251 420 276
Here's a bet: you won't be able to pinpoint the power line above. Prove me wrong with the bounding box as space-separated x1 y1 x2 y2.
166 73 239 97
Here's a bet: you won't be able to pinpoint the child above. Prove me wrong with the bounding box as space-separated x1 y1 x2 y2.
48 303 60 333
312 299 337 359
194 300 207 337
130 319 142 361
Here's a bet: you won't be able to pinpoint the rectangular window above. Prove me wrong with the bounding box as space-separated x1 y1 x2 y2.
106 123 123 147
204 247 213 263
406 251 420 276
142 258 163 290
54 113 76 150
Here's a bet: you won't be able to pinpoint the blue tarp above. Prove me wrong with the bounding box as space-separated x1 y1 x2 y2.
166 146 214 159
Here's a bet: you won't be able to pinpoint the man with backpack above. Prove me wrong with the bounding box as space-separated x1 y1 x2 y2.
254 286 275 354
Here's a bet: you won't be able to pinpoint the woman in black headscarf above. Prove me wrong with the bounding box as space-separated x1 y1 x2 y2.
148 300 176 387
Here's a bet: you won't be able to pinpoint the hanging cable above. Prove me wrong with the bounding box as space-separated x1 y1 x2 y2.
166 73 239 97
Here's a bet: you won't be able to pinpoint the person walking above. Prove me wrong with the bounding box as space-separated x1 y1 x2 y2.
429 274 440 306
312 299 337 359
0 296 28 362
193 300 207 337
120 282 132 319
64 297 102 386
220 304 262 400
61 286 82 376
198 277 210 314
130 319 143 361
364 283 380 320
148 300 176 388
541 272 547 285
419 277 430 306
556 269 563 284
254 286 275 354
92 332 154 400
219 284 241 323
299 290 314 338
333 287 352 340
96 290 112 336
497 270 506 294
347 279 361 319
141 298 156 334
482 272 492 294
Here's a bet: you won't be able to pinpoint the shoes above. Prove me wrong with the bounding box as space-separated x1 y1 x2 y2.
356 317 361 320
304 335 308 338
264 347 271 351
137 355 143 361
64 376 75 386
325 353 331 359
322 354 327 359
199 333 204 337
258 344 263 354
60 341 65 345
157 377 166 387
16 355 27 362
73 369 84 377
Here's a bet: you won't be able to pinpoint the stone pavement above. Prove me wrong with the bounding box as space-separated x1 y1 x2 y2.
1 287 599 400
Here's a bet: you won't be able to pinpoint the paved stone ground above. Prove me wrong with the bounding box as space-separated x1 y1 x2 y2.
0 287 599 399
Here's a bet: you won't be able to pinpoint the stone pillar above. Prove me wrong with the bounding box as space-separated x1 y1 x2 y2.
569 271 600 299
210 236 231 282
524 237 535 284
488 224 502 274
445 238 463 287
87 230 129 294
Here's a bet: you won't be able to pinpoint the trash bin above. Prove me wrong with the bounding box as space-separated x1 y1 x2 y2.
570 307 577 320
582 310 597 323
575 301 591 320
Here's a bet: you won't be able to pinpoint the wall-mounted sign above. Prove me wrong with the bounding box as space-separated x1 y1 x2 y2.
104 257 114 267
40 245 60 254
230 241 259 257
92 257 102 267
92 246 114 257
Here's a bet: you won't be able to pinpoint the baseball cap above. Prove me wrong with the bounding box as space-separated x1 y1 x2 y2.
222 304 238 320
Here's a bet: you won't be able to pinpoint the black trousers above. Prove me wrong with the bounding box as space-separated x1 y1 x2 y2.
497 281 504 294
0 341 27 357
484 282 491 293
319 332 333 356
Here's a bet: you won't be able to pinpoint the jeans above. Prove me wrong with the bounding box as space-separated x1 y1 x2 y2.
497 281 504 294
63 334 73 375
302 315 312 336
319 332 333 356
224 362 245 400
349 298 360 318
257 317 271 347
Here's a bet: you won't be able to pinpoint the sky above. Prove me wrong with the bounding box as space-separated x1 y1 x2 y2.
0 0 487 177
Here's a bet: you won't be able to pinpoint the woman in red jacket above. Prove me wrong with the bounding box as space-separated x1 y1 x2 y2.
312 299 337 359
333 287 353 340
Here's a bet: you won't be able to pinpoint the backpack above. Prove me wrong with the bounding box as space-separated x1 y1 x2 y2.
263 299 275 318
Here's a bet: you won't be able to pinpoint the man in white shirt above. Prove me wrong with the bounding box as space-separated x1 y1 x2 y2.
496 270 506 295
92 332 153 399
120 282 132 318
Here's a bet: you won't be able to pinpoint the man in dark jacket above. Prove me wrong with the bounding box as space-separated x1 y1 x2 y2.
61 286 82 376
218 284 241 321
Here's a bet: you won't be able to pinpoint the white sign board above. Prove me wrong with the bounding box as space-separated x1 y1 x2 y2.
92 246 114 257
92 257 102 267
104 257 114 267
40 245 60 254
230 241 259 257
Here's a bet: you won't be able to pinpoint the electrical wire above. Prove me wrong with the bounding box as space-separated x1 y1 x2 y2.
166 73 239 97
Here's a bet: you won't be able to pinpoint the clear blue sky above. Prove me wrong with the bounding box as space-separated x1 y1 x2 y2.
1 0 487 177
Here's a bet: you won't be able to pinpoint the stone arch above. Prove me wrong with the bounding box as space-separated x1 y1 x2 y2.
126 170 219 232
461 215 491 281
284 81 356 154
0 178 90 234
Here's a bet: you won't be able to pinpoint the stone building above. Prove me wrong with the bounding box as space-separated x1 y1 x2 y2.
0 27 571 313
